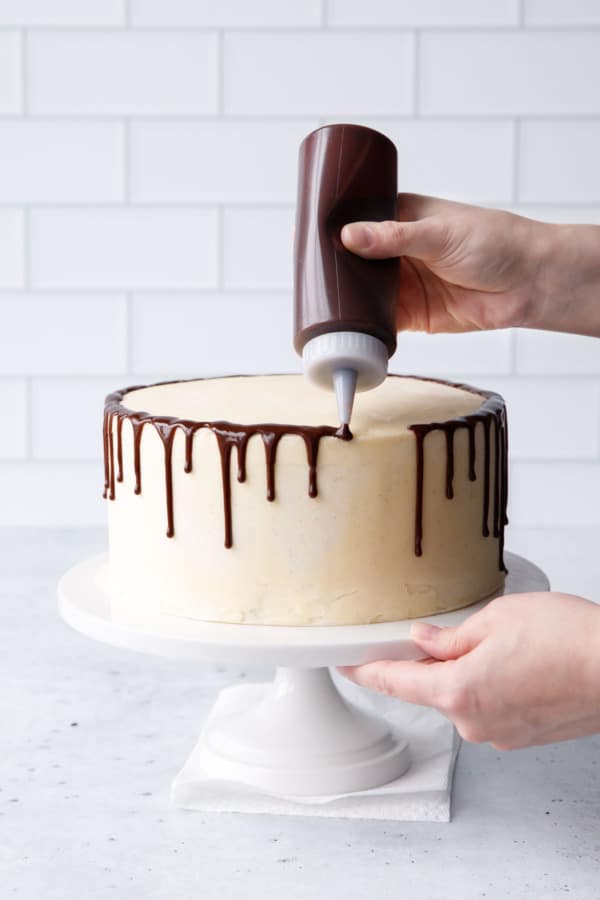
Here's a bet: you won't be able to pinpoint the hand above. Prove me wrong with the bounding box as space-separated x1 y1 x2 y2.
340 194 600 338
339 592 600 750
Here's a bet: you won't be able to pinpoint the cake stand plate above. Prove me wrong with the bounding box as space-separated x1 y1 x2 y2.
58 552 548 801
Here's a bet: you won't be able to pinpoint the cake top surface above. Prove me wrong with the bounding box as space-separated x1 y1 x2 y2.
121 375 484 438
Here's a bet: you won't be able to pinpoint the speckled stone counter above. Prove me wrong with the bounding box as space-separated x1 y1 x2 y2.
3 527 600 900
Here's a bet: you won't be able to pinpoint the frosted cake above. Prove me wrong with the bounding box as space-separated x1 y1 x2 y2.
103 374 507 626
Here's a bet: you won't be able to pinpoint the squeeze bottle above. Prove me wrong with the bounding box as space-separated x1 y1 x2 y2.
293 123 400 426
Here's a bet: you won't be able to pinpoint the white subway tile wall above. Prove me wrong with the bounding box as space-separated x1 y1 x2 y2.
30 208 219 289
519 121 600 204
0 379 28 459
28 32 219 115
0 122 125 203
1 294 127 374
0 32 22 113
419 32 600 116
131 293 299 375
0 210 24 287
2 0 599 527
131 0 322 28
130 120 317 203
0 1 126 26
223 207 294 289
327 0 520 27
223 32 415 116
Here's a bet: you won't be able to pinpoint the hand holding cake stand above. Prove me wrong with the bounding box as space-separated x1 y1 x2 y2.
58 551 548 804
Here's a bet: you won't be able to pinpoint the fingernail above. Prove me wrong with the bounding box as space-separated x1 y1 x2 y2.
411 622 441 641
342 223 374 251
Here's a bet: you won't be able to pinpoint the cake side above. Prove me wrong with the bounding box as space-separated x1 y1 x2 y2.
104 375 507 626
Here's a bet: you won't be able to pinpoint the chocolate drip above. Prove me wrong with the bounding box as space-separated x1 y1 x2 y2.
236 433 249 483
102 409 110 500
445 426 455 500
184 429 194 474
481 416 491 538
132 419 145 495
262 431 282 501
408 380 508 572
154 423 176 538
214 430 236 548
103 375 508 570
103 382 351 550
116 415 124 483
302 432 321 498
492 414 500 538
107 426 115 501
467 420 476 482
413 427 425 558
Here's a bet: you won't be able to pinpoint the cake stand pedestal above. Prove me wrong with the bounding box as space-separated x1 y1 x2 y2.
58 552 548 803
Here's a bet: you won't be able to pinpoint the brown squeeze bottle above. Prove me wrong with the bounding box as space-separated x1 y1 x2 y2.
293 123 400 426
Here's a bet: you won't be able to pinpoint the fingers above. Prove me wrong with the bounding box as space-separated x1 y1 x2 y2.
338 658 443 707
340 217 449 262
410 615 486 662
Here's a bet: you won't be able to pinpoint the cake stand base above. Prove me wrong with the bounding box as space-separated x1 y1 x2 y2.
171 680 458 820
58 552 549 806
186 666 410 798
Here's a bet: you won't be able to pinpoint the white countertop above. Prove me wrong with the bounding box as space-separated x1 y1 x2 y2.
3 527 600 900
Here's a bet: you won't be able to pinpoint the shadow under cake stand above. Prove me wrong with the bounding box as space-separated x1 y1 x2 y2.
58 551 548 803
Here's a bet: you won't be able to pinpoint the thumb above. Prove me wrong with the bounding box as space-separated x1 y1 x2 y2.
409 620 481 661
340 217 448 261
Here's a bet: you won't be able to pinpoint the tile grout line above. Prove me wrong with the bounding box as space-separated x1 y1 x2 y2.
121 101 131 396
123 118 131 203
4 25 600 33
0 200 600 210
217 30 224 115
412 30 420 117
0 287 295 296
321 0 327 28
24 376 33 460
512 118 520 204
22 206 30 290
125 292 134 376
518 0 526 27
20 28 28 115
217 206 225 290
3 113 600 122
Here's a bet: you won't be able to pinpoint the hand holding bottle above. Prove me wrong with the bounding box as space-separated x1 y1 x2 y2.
341 194 600 338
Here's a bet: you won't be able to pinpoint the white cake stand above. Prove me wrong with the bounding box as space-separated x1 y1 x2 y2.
58 551 548 800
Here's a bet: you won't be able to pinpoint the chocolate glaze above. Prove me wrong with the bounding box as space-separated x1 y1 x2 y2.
103 381 351 549
293 124 400 355
102 376 507 570
408 380 507 572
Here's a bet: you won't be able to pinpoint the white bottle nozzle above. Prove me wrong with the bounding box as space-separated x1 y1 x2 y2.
302 331 388 427
333 368 358 426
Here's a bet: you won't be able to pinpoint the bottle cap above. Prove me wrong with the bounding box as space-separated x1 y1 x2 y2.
302 331 388 392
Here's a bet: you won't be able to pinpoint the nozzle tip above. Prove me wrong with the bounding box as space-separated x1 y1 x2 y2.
333 368 358 427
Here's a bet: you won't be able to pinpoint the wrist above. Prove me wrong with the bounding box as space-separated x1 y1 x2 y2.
521 220 565 330
584 602 600 706
525 221 600 336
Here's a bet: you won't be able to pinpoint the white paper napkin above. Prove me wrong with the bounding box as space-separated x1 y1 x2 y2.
171 675 460 822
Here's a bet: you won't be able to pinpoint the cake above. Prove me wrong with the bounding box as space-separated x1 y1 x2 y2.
103 374 507 626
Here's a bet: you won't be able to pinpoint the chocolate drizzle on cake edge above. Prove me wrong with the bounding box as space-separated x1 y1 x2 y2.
408 378 508 572
103 378 351 550
102 375 507 570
